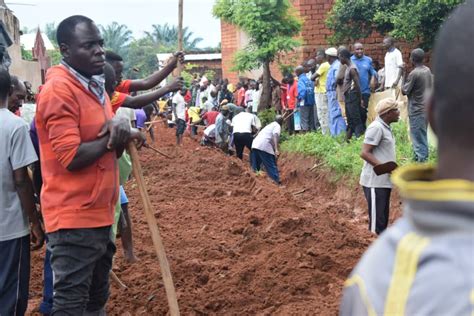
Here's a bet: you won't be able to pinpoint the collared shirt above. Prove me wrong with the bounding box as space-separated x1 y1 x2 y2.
252 121 281 155
351 55 377 95
61 60 106 105
359 116 396 188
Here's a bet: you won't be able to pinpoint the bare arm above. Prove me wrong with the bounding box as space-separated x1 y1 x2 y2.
393 67 404 87
122 79 183 109
129 52 184 92
360 143 382 167
13 166 44 250
351 68 362 99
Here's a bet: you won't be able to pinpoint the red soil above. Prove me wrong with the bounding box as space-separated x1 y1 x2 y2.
28 123 402 315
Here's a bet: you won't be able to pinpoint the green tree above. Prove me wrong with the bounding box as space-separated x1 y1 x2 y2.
124 37 160 79
213 0 302 111
144 23 203 51
21 45 33 61
326 0 464 49
99 22 133 56
44 22 57 46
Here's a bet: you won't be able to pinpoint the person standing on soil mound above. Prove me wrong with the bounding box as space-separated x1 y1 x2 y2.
35 15 144 314
250 115 284 184
341 3 474 314
360 98 400 235
172 87 188 145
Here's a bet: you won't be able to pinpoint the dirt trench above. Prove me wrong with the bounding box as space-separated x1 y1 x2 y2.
28 123 402 315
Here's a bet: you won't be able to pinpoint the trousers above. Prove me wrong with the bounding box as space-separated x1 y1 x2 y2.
250 149 280 184
409 113 429 162
233 132 253 159
362 187 392 235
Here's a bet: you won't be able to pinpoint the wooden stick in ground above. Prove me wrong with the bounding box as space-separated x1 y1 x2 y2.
146 145 173 159
177 0 184 76
127 143 180 316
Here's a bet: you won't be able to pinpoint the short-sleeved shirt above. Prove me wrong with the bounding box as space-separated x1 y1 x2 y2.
116 107 136 127
0 108 38 241
351 55 377 95
232 112 259 134
202 111 219 125
134 109 147 128
359 117 396 188
315 62 330 93
172 92 186 120
115 79 132 94
252 121 281 155
384 48 404 88
402 65 433 116
187 106 201 123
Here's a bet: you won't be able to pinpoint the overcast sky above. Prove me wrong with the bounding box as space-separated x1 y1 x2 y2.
9 0 221 47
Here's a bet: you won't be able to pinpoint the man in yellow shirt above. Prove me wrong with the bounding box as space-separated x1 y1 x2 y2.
312 50 331 134
187 105 201 138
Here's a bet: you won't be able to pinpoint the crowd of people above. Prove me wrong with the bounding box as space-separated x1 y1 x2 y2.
1 1 473 315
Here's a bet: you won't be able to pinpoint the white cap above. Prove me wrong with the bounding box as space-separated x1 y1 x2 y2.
325 47 338 57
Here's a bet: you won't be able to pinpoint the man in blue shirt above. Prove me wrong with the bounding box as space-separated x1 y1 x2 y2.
296 65 315 132
326 47 347 136
351 43 378 128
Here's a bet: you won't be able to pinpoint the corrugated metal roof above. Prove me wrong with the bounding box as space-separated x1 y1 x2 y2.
21 32 55 50
156 53 221 63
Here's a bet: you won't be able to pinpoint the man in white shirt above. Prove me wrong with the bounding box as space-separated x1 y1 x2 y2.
250 115 283 184
231 111 260 159
172 87 187 145
383 37 404 90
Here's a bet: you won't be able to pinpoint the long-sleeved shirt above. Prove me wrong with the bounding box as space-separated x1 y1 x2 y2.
297 74 315 106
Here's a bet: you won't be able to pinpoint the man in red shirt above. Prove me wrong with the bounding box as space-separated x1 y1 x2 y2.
201 106 220 126
286 74 298 134
106 50 184 95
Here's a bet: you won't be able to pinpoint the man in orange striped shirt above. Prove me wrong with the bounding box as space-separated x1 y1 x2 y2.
35 15 143 314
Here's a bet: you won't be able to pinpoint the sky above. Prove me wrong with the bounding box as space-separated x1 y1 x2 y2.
9 0 221 47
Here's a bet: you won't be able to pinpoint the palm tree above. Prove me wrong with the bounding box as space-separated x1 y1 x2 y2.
99 22 133 56
144 23 203 51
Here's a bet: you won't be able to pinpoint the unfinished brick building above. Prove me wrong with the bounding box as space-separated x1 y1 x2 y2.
220 0 416 83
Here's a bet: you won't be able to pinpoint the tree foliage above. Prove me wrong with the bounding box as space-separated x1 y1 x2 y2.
99 22 133 57
145 23 204 52
326 0 463 49
213 0 302 72
213 0 302 110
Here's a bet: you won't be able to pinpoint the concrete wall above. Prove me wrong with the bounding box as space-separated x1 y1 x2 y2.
1 2 43 91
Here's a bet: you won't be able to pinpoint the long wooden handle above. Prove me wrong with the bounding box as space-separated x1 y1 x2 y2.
127 143 180 316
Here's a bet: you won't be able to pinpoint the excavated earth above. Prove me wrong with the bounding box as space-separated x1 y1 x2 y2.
28 123 402 315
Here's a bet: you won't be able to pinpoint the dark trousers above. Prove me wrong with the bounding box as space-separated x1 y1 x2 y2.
362 187 391 235
233 132 253 159
250 149 280 184
285 110 295 135
409 113 429 162
360 94 370 130
48 226 116 315
344 91 365 138
39 238 53 315
0 235 30 316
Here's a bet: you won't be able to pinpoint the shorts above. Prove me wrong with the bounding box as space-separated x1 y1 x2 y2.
119 186 128 205
176 119 186 136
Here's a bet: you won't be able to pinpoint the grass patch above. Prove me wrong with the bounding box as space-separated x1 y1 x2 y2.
281 121 437 183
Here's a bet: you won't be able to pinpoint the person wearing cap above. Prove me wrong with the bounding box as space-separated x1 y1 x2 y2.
359 98 400 235
325 47 347 137
250 115 284 184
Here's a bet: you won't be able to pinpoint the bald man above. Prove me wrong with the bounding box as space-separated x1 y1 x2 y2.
340 2 474 314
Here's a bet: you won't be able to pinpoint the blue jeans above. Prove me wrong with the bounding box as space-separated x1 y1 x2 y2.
48 226 115 315
39 238 53 315
250 149 280 184
409 113 429 162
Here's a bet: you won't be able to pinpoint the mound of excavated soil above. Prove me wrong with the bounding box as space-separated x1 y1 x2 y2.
28 123 402 315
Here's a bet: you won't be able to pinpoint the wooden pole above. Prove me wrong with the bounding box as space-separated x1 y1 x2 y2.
177 0 184 76
146 145 173 159
127 143 180 316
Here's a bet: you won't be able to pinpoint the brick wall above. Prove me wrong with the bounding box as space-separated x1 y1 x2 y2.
221 0 421 83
